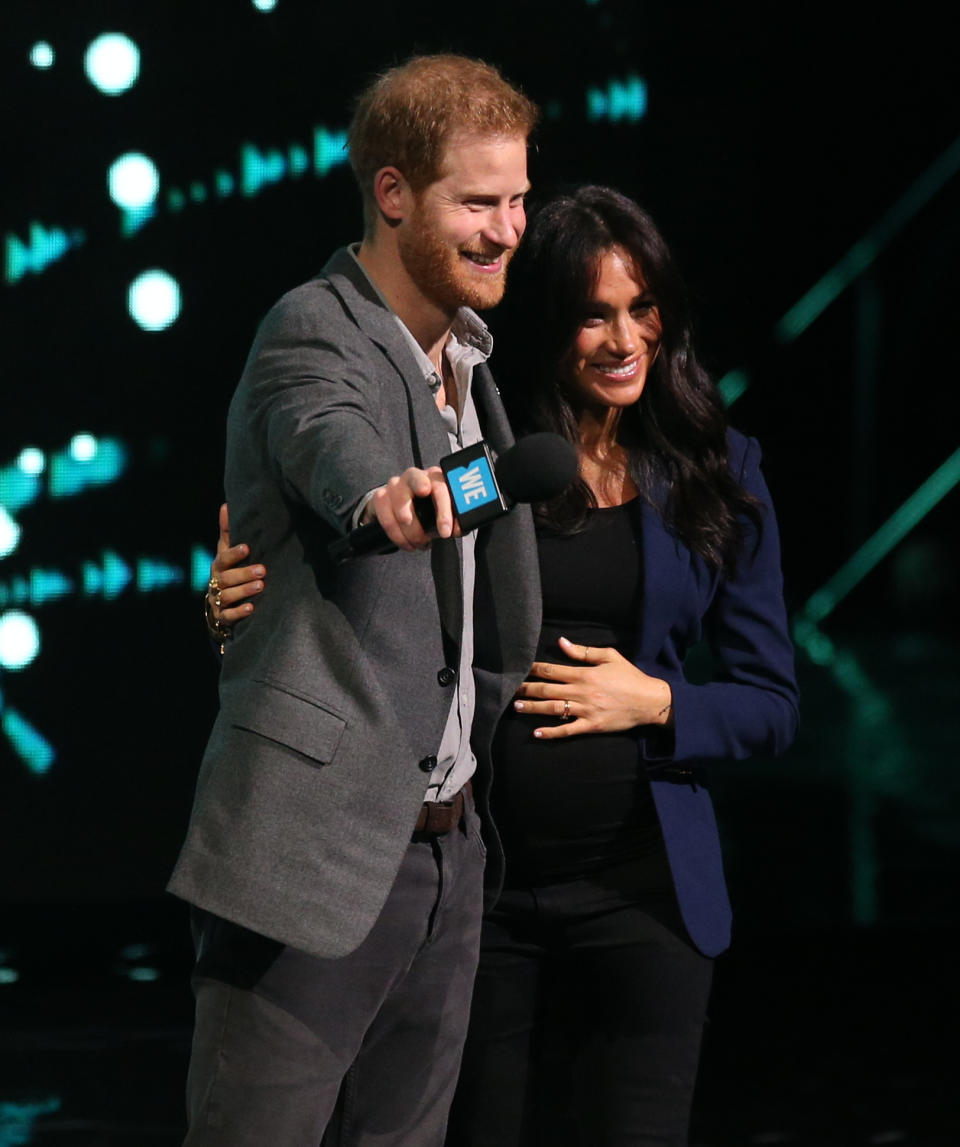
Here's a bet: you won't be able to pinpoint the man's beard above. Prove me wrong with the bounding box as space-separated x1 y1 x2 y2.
398 211 511 314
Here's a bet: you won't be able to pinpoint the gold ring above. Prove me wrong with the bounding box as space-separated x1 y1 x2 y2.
562 700 571 720
208 574 220 593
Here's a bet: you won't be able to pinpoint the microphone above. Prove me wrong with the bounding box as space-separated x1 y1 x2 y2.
328 432 577 563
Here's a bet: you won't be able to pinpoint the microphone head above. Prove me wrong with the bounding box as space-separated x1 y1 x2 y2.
495 432 578 504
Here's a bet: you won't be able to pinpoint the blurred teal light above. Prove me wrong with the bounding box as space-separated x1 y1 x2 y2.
109 153 159 211
128 269 181 331
17 448 45 476
0 508 20 559
30 42 55 68
85 33 140 95
0 610 40 670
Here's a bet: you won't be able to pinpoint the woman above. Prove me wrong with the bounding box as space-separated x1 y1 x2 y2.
207 186 798 1146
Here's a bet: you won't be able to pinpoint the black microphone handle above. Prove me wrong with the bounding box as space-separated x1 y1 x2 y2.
326 496 439 562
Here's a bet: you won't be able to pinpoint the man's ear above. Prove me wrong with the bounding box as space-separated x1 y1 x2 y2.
371 166 410 226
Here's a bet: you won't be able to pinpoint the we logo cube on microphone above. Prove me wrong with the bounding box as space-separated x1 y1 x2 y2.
440 441 509 532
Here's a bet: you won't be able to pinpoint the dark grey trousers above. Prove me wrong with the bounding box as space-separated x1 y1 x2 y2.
182 805 486 1147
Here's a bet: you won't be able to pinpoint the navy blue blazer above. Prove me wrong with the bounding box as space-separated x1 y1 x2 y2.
632 430 798 957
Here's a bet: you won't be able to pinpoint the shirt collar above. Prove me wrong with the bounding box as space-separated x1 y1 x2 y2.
347 244 493 389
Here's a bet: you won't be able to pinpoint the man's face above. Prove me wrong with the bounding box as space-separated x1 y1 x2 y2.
397 133 530 313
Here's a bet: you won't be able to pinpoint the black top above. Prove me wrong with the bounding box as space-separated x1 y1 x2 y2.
492 499 665 885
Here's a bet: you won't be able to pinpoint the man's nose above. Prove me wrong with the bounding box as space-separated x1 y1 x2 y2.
484 203 522 249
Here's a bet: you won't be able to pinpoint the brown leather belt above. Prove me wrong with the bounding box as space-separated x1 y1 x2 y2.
413 780 471 837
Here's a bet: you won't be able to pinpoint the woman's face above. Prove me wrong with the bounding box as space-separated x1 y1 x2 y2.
566 246 662 413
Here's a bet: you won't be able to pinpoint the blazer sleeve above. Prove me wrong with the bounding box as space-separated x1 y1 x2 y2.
662 435 799 763
237 286 406 534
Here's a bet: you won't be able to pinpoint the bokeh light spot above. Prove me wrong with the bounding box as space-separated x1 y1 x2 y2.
108 153 159 211
128 270 182 331
0 508 21 559
17 449 45 476
84 33 140 95
30 42 55 69
0 611 41 671
69 435 97 463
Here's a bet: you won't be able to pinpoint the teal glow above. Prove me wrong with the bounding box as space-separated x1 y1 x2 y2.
215 170 235 197
0 1098 62 1145
717 369 750 407
314 127 349 177
128 269 182 331
586 76 647 123
0 611 40 670
70 434 96 463
777 133 960 342
289 145 310 175
127 966 161 982
1 707 55 774
30 42 55 68
5 222 84 284
0 468 39 514
0 508 21 560
109 153 159 211
798 445 960 626
190 182 208 202
0 968 19 984
82 551 132 599
253 0 279 9
241 143 287 196
84 33 140 95
192 546 215 592
17 448 45 477
28 569 74 605
49 436 127 498
137 558 184 592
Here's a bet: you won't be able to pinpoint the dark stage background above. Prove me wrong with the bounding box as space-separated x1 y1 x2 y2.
2 2 958 1144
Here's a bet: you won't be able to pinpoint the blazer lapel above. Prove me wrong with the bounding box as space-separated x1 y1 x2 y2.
323 248 451 470
323 248 462 657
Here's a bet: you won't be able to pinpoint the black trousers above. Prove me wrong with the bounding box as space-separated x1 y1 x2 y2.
446 856 714 1147
182 803 486 1147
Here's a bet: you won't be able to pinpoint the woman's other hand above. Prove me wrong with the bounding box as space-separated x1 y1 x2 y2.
206 503 265 633
513 636 673 740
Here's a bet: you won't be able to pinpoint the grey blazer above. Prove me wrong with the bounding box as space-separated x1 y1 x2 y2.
169 248 541 958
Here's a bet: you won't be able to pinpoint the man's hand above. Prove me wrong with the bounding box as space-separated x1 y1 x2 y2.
365 466 460 551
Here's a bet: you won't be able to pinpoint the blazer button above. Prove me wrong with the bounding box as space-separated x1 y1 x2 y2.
418 755 438 773
437 667 457 687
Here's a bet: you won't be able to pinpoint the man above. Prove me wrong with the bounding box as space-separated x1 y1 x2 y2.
168 55 541 1146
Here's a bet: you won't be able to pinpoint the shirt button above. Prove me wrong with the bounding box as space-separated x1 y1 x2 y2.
437 667 457 687
418 755 438 773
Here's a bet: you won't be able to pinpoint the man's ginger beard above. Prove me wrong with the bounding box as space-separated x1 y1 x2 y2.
397 200 514 314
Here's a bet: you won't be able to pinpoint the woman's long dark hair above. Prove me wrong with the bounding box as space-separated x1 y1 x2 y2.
492 185 761 576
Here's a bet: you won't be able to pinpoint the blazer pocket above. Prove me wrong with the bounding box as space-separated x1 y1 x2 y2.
227 679 347 766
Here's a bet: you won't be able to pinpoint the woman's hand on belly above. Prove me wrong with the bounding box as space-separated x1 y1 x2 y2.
513 636 674 740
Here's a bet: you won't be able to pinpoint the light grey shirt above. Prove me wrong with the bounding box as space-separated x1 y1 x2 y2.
348 248 491 802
